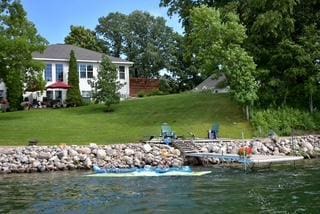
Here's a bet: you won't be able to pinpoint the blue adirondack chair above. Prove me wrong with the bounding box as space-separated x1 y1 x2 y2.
208 122 220 139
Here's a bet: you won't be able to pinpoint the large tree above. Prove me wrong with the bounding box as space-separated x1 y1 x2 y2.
96 12 127 57
64 25 108 53
125 11 178 78
93 56 121 112
96 11 180 78
0 0 47 110
238 0 320 110
189 6 258 119
66 50 82 106
160 0 236 34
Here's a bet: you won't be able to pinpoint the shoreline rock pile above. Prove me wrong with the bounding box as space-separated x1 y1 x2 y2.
1 135 320 174
192 135 320 164
0 143 183 174
195 135 320 157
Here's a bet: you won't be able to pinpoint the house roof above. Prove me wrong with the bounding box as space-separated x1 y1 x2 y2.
32 44 133 64
193 74 227 91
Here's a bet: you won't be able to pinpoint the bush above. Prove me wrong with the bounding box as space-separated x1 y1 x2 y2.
251 108 316 136
146 89 167 96
137 91 145 97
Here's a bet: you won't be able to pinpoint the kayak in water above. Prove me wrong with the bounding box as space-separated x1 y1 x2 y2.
86 165 211 177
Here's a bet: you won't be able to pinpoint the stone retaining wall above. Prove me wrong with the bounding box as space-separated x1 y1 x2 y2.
0 143 183 174
1 135 320 174
192 135 320 164
196 135 320 156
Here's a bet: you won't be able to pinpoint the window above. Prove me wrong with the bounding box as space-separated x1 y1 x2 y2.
82 90 92 103
79 64 86 78
0 90 3 101
56 64 63 81
87 65 93 79
55 91 62 100
46 91 53 100
78 64 94 79
45 64 52 81
81 91 92 98
119 66 125 79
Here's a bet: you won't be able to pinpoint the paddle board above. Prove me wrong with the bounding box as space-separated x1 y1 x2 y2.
85 171 211 177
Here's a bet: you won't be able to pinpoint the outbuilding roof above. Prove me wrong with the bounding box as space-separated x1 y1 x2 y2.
32 44 133 64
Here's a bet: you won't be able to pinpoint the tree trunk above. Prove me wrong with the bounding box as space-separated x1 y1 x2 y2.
309 93 314 113
246 105 250 121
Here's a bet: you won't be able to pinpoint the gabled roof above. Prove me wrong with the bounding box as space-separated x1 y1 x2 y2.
32 44 133 64
194 74 227 91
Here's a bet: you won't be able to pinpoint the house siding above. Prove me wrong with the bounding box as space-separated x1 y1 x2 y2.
1 60 131 102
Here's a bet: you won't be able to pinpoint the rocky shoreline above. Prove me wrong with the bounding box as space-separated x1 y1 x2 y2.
1 135 320 174
0 143 183 174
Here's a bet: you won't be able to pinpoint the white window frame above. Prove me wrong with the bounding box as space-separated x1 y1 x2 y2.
119 66 125 79
78 64 94 79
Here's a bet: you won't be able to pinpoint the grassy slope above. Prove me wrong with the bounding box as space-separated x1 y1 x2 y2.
0 92 253 145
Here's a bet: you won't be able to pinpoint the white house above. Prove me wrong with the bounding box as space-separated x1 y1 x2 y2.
0 44 133 103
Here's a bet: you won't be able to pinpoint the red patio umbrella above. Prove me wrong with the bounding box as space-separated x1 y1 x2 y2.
46 81 71 89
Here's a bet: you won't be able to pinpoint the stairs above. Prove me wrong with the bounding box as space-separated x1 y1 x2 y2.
172 140 199 155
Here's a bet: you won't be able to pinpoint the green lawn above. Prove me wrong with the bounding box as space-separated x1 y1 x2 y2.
0 92 253 145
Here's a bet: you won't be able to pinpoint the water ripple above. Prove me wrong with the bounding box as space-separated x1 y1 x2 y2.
0 160 319 213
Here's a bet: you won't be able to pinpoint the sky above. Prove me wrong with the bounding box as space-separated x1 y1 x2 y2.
20 0 183 44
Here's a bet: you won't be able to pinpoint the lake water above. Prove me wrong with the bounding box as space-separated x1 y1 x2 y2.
0 160 319 213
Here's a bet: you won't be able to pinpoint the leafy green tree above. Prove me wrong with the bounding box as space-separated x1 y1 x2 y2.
0 0 47 110
189 6 258 119
298 25 320 113
66 50 82 106
125 11 178 78
238 0 320 110
64 25 108 53
160 0 237 34
96 12 127 57
93 56 121 112
25 68 46 93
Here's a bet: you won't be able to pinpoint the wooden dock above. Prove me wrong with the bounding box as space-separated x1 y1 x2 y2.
185 152 304 169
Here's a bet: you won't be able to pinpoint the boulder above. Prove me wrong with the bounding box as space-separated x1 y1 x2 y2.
106 148 116 156
84 158 92 169
89 143 98 149
32 160 41 168
96 149 107 159
173 149 181 156
301 141 314 152
68 149 78 157
29 151 38 158
201 147 209 153
124 148 135 156
143 144 152 153
57 150 68 159
77 147 91 154
38 151 50 160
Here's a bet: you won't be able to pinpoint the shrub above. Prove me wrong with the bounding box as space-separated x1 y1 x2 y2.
251 108 316 136
146 89 167 96
137 91 145 97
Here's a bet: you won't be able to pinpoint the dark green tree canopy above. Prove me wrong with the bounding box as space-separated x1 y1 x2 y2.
160 0 236 33
64 25 108 53
93 56 121 111
125 11 178 78
189 6 258 115
96 12 127 57
66 50 82 106
0 0 47 110
96 11 180 78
